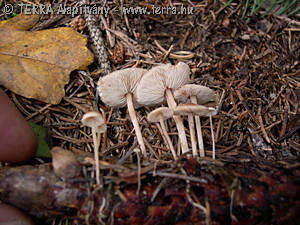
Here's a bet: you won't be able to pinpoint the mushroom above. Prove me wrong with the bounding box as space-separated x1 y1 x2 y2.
97 68 148 157
81 111 106 185
174 84 216 157
174 84 216 105
147 107 177 160
174 104 217 159
136 62 190 154
173 104 217 116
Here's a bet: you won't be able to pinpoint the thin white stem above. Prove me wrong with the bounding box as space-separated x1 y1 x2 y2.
209 115 215 160
92 123 100 185
135 148 141 195
126 93 147 157
191 96 205 157
165 89 189 154
98 134 102 154
177 137 181 156
187 113 198 157
195 116 204 157
159 117 177 160
155 123 168 147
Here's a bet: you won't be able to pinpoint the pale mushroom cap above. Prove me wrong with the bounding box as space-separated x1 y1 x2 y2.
81 111 106 133
136 64 170 106
147 107 173 123
174 84 216 105
97 68 147 108
96 123 107 133
136 63 190 106
173 104 217 116
165 62 191 90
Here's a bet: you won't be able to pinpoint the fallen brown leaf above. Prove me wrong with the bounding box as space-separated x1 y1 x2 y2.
0 14 94 104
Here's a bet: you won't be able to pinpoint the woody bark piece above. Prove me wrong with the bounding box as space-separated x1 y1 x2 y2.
0 156 299 224
0 164 88 219
81 0 111 74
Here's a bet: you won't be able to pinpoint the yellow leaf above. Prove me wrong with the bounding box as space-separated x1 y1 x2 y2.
0 14 94 104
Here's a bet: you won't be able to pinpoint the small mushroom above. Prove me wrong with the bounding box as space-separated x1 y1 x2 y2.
174 104 217 159
174 84 216 105
97 68 148 157
173 104 217 116
174 84 216 157
81 111 106 185
137 62 190 154
147 107 177 160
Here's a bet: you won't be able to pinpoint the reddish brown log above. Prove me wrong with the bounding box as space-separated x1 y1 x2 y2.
0 156 299 225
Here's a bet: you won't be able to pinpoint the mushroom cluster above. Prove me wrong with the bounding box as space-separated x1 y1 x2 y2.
94 62 219 160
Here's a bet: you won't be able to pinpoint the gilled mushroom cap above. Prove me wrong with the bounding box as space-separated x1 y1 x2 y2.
165 62 190 90
173 104 217 116
95 123 107 133
97 68 147 108
136 62 190 106
174 84 216 105
147 107 173 123
81 111 107 133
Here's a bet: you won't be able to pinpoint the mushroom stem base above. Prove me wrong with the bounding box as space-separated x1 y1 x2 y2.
209 115 215 160
126 93 147 157
165 89 189 154
187 114 198 157
190 96 205 157
92 125 100 185
159 118 177 160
